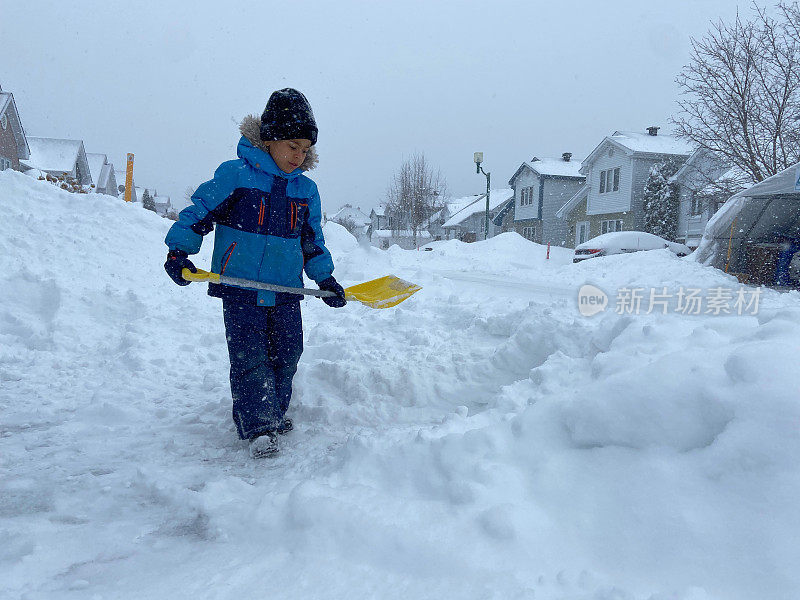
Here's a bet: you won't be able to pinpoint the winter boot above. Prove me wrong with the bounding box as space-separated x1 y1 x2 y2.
249 432 278 458
276 418 293 435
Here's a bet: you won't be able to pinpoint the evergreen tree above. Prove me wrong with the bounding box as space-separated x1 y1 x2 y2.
142 189 156 212
643 161 681 241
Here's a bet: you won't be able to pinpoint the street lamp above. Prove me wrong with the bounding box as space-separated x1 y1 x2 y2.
473 152 491 240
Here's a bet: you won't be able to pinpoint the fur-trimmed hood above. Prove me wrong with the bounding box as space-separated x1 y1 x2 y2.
239 114 318 171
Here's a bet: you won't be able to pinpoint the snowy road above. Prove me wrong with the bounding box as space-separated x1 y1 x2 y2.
3 171 800 600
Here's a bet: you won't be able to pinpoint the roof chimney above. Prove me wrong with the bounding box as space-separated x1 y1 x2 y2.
562 152 572 162
647 126 660 136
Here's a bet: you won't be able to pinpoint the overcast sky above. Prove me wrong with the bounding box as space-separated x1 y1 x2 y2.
4 0 745 214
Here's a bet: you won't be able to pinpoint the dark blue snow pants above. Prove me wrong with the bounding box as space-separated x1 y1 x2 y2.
222 298 303 440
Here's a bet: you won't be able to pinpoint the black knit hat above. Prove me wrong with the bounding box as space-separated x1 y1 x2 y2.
260 88 318 146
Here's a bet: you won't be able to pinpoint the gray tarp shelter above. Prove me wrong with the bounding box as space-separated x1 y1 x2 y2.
693 161 800 283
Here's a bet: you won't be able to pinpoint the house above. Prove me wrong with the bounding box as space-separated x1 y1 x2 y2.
329 204 371 226
369 204 391 232
24 137 92 185
329 204 371 238
693 161 800 286
435 195 481 240
442 189 514 242
0 84 31 172
557 127 695 247
153 193 172 217
670 148 748 249
508 153 584 245
368 201 443 248
86 153 118 197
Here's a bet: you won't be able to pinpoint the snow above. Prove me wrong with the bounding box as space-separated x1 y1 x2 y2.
610 130 695 156
25 136 83 173
329 205 371 226
729 160 800 200
2 169 800 599
371 228 431 238
526 157 584 178
576 230 690 253
696 165 750 196
86 153 107 187
442 188 513 228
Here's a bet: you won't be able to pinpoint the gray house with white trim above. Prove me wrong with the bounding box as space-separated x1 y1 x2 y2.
508 153 585 246
557 128 694 247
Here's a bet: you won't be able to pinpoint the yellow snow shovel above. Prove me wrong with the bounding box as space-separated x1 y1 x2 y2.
182 269 421 309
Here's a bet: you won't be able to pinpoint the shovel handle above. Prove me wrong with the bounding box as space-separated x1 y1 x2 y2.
182 268 219 283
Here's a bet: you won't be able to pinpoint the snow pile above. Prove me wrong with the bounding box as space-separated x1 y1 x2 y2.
2 169 800 599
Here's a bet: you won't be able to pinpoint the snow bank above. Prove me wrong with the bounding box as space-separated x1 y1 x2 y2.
2 169 800 600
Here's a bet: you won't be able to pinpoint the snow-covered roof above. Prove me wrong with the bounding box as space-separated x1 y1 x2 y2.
442 189 514 228
508 156 585 187
444 195 482 218
582 130 695 170
526 157 584 178
26 137 85 173
97 163 113 190
330 205 370 226
609 131 695 156
697 165 749 196
371 204 386 217
86 153 107 186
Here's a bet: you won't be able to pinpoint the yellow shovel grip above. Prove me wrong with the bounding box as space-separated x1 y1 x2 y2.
182 268 220 283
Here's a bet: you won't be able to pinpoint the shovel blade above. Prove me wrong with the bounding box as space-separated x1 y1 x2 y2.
344 275 421 309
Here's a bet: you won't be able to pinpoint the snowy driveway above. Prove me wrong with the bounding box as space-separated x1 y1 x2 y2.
2 171 800 600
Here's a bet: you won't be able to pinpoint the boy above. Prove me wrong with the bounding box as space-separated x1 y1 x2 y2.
163 88 346 458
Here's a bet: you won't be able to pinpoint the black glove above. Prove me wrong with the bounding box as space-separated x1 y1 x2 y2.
164 249 197 286
318 276 346 308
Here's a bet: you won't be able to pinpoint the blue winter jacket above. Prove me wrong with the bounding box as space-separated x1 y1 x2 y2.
165 129 334 306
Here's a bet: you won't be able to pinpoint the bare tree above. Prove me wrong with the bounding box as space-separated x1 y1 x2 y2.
673 2 800 183
386 153 447 248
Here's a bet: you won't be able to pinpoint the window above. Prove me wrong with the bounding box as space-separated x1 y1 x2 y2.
599 168 621 193
576 221 590 245
601 219 623 234
522 225 536 240
520 186 536 206
690 193 703 216
0 157 11 171
0 113 7 130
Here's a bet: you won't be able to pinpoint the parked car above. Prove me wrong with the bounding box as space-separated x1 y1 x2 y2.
573 231 691 263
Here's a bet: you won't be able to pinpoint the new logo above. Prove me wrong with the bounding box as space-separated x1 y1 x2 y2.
577 284 608 316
